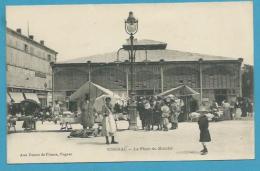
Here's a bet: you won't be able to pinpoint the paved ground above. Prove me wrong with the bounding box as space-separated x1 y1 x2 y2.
7 120 254 163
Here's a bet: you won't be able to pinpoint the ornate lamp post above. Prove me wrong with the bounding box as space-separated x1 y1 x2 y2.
125 11 138 130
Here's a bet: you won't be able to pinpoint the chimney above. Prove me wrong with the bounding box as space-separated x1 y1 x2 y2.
29 35 34 40
40 40 45 45
16 28 22 34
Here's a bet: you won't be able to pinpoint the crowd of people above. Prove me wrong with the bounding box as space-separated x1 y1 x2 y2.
210 97 254 120
7 92 253 136
137 95 184 131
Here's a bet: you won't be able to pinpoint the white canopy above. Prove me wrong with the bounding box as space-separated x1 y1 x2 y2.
70 81 117 101
93 94 122 113
158 85 200 97
24 93 41 104
9 92 25 103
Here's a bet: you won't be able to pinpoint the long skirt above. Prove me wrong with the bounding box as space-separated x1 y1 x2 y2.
170 112 179 123
81 110 94 128
235 108 242 118
22 116 35 130
153 112 162 125
200 129 211 142
223 108 231 120
102 115 117 136
162 118 169 128
144 109 153 128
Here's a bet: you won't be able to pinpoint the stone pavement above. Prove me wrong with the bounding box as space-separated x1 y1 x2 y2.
7 120 254 163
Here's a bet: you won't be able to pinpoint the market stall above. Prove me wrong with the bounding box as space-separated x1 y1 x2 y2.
20 99 41 131
158 84 200 121
70 81 118 101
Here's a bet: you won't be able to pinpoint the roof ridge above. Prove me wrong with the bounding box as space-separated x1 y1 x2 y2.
58 48 238 63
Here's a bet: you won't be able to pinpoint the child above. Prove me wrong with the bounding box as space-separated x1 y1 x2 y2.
198 113 211 155
161 101 170 131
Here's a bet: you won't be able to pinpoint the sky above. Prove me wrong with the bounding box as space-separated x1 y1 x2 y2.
6 1 253 64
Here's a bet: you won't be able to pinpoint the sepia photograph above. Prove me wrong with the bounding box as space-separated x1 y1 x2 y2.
5 1 254 163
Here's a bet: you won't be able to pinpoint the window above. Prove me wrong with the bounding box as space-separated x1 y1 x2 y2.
30 46 34 54
24 44 28 52
15 41 19 49
36 50 40 57
7 50 13 64
47 54 51 61
35 71 46 78
7 38 13 46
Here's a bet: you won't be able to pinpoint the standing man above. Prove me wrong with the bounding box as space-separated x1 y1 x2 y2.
153 97 163 130
53 100 61 124
144 98 152 131
241 98 249 117
198 113 211 155
137 97 145 130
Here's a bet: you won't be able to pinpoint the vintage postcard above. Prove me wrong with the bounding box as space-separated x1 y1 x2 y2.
6 1 254 163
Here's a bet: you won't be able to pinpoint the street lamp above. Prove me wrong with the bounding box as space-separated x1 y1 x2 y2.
125 11 138 130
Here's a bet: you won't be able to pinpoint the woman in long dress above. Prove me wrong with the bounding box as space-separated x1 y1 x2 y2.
222 100 231 120
234 100 242 119
198 113 211 155
80 94 94 130
102 97 118 144
170 100 180 129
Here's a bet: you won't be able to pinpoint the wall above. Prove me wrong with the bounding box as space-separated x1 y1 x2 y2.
6 29 56 91
53 60 241 105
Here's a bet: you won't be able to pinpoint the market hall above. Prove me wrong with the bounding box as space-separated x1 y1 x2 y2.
53 39 243 112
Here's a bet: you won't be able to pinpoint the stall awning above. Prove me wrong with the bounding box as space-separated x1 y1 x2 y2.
70 81 116 101
24 93 40 104
157 85 200 97
9 92 25 103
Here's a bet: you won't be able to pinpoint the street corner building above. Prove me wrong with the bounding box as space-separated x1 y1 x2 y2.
52 39 244 111
6 27 58 107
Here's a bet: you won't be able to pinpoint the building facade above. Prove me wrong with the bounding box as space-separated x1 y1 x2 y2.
6 27 58 107
53 40 243 110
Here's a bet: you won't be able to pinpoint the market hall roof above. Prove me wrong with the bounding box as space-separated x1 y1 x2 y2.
58 39 241 64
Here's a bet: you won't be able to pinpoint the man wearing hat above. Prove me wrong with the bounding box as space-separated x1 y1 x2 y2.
137 97 146 130
144 98 152 131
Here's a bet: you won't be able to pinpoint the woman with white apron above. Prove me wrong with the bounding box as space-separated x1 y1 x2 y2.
234 101 242 119
101 97 118 144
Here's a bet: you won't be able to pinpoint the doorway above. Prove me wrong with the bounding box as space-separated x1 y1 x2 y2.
214 89 228 105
